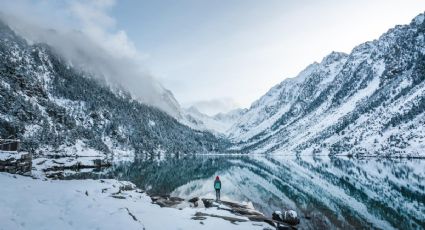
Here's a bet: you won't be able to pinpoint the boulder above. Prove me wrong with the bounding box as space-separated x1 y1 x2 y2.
201 198 214 208
272 210 300 225
188 197 199 207
151 195 184 208
188 197 199 203
272 211 283 222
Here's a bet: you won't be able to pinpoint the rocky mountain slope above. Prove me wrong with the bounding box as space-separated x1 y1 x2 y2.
228 13 425 157
0 20 227 157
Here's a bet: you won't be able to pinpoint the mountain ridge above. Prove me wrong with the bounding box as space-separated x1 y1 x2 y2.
0 19 226 156
227 12 425 157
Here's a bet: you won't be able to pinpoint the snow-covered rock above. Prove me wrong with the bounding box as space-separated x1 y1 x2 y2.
0 151 31 174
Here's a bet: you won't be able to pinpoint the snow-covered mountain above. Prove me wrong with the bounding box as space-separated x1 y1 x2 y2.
0 19 226 156
183 107 246 135
227 13 425 157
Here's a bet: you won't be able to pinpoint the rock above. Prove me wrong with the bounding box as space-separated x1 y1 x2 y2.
201 198 214 208
111 195 126 199
151 195 184 208
284 210 300 225
135 189 144 193
93 159 102 166
196 199 205 208
191 216 207 221
189 197 199 207
0 151 32 175
272 211 283 222
119 184 135 191
188 197 199 203
247 216 275 227
169 196 185 202
272 210 300 225
276 225 292 230
193 212 248 224
92 159 111 168
304 214 312 220
46 171 64 179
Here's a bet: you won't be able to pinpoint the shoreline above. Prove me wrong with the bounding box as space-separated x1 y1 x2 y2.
0 172 294 230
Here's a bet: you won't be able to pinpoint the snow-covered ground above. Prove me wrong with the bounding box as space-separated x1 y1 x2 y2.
0 173 267 230
0 151 25 161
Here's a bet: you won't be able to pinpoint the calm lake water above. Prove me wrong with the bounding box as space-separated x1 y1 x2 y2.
70 154 425 230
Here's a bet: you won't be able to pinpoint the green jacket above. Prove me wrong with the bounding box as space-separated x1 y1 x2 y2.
214 179 221 190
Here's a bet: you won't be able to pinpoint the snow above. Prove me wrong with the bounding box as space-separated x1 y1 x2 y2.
227 51 348 142
182 108 245 134
23 124 41 138
148 119 156 127
227 80 299 141
0 151 24 161
35 140 105 158
0 173 266 230
0 80 11 90
414 14 424 25
286 210 297 219
319 68 380 127
103 137 135 161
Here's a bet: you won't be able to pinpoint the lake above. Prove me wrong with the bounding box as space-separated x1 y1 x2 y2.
69 154 425 230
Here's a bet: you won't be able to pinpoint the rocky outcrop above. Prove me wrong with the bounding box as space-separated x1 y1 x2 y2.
197 198 297 229
151 195 185 208
0 151 32 175
273 210 300 226
201 198 214 208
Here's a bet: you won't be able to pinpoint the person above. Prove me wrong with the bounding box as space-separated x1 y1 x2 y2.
214 176 221 202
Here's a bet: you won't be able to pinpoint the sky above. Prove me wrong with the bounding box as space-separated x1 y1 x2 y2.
108 0 425 113
2 1 425 115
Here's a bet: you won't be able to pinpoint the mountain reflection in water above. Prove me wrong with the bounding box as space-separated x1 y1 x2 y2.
69 154 425 230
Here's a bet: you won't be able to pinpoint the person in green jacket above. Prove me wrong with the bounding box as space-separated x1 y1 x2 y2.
214 176 221 202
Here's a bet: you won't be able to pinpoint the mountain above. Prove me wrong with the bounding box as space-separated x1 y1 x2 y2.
0 19 227 157
183 107 246 135
227 13 425 157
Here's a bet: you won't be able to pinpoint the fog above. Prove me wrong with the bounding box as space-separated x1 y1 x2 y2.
184 98 240 116
0 0 181 117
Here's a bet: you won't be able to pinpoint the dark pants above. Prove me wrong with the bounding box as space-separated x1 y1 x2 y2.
215 189 220 201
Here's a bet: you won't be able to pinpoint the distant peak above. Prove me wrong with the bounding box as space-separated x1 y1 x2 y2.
320 51 348 65
412 12 425 26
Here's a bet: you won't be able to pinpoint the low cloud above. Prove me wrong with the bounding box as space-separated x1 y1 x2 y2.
0 0 180 116
185 98 240 116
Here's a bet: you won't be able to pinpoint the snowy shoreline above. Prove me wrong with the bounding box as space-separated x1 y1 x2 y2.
0 173 275 230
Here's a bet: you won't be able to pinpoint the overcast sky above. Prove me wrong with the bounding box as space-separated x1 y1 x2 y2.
2 0 425 115
114 0 425 113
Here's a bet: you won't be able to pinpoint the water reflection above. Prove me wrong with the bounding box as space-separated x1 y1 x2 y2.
69 154 425 230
